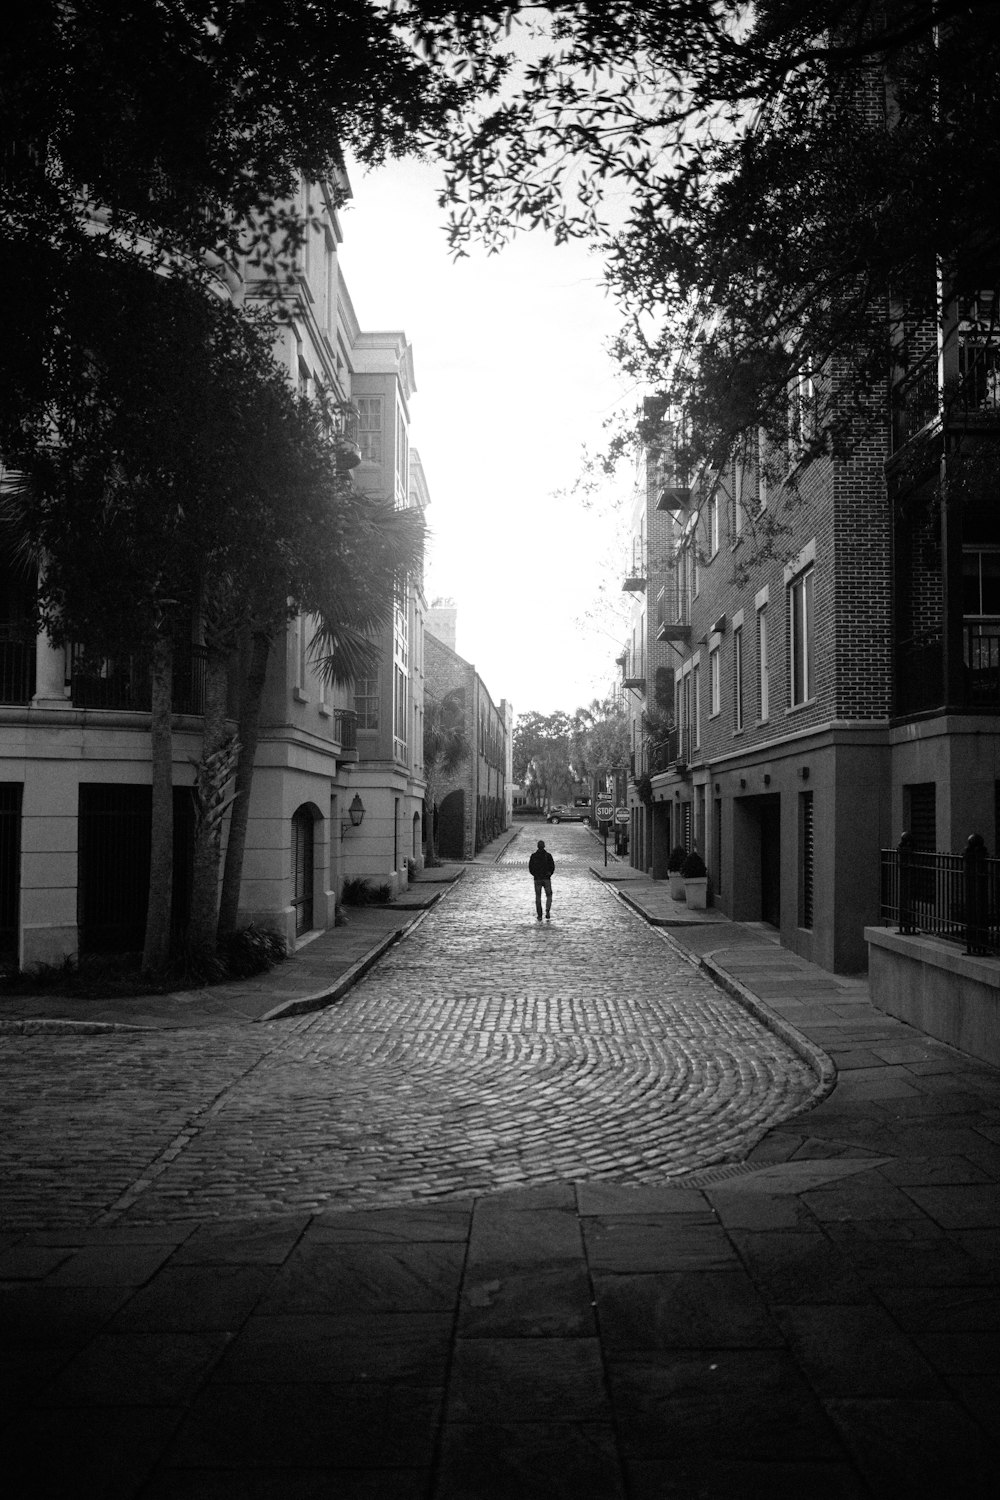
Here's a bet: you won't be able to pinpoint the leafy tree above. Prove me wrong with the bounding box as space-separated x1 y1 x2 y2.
438 2 1000 554
513 710 575 807
423 688 471 865
570 697 630 782
2 2 509 288
0 255 422 966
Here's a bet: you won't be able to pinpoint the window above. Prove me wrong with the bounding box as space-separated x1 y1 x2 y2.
757 606 769 721
730 459 745 540
706 492 719 557
709 646 720 717
789 359 817 460
355 673 379 729
963 548 1000 617
395 403 409 504
356 396 383 464
789 565 815 705
693 662 701 749
733 625 744 731
799 791 814 929
393 663 407 760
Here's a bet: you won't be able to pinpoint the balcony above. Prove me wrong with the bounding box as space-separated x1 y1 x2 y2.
648 724 692 775
656 481 691 513
655 586 691 643
334 405 362 472
0 624 36 704
621 649 646 692
894 621 1000 716
622 563 647 593
70 644 210 716
333 706 358 753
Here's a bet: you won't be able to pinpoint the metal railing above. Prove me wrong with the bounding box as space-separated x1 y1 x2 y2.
880 833 1000 955
333 707 357 751
70 644 209 715
0 625 36 704
964 621 1000 706
647 724 691 774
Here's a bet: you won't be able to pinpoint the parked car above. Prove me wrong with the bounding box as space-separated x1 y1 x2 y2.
546 804 590 823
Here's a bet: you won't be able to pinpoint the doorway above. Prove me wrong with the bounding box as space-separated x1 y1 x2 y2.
760 795 781 927
291 805 315 937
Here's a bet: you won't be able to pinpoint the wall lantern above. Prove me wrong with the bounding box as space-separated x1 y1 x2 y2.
739 777 747 790
798 766 810 781
342 793 366 839
763 774 771 786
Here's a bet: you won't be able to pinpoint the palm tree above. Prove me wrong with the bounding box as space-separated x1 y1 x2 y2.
422 688 471 865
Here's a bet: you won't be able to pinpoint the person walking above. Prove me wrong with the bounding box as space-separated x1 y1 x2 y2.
528 839 555 921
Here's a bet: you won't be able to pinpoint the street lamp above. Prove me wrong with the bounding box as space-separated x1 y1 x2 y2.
341 793 365 839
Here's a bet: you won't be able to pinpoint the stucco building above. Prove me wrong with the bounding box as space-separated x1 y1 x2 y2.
1 171 430 966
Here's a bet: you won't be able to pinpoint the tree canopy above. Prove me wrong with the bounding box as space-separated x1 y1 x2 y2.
2 2 509 284
438 1 1000 512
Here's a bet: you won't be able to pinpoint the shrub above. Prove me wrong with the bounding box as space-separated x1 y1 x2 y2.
681 850 707 879
341 876 372 906
223 924 286 978
341 878 394 907
667 844 688 872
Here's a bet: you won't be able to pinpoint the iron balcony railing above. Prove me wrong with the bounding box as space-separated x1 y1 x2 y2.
0 623 36 704
333 707 357 751
71 644 209 716
880 833 1000 956
647 725 691 775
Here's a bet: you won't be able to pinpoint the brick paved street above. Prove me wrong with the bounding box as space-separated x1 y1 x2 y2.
0 826 819 1230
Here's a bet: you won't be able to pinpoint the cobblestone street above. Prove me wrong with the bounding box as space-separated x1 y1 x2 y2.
0 827 819 1230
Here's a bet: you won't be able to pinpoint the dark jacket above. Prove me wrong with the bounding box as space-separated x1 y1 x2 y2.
529 849 555 879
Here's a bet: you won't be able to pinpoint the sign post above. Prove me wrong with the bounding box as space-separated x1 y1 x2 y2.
596 800 614 865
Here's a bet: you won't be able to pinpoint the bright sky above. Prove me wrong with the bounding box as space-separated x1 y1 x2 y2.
338 156 637 721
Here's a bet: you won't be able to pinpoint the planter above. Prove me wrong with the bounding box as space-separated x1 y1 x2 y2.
684 876 708 910
667 871 685 900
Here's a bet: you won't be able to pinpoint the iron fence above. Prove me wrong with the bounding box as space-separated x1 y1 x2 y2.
333 707 357 752
0 625 36 704
880 833 1000 955
71 644 209 715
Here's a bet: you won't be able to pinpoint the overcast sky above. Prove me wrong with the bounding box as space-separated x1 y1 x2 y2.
338 156 638 721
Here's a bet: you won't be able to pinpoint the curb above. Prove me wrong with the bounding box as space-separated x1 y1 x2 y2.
607 885 837 1105
697 948 838 1106
0 1017 156 1035
612 883 729 929
259 874 465 1023
0 875 466 1035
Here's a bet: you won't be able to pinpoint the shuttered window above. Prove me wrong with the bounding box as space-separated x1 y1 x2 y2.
799 791 814 929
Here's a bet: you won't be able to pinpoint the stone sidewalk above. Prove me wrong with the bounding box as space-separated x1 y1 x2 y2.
0 863 478 1033
1 830 998 1495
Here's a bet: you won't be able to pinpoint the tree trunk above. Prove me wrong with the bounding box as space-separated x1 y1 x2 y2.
218 628 272 940
142 632 174 973
424 768 438 865
187 646 236 951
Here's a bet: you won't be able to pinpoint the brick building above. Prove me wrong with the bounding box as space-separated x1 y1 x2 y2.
423 630 509 860
621 296 1000 974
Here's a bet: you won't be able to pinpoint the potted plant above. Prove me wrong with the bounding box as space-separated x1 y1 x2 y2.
667 845 687 900
681 850 709 910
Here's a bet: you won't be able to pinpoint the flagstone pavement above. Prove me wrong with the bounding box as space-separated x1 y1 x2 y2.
1 823 997 1497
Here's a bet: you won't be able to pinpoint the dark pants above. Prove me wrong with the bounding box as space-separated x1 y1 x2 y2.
534 877 552 917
